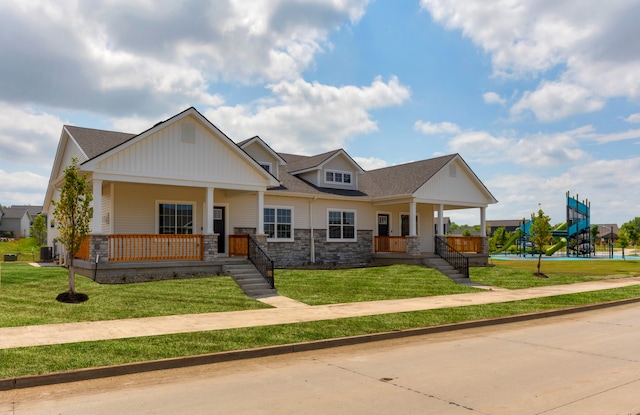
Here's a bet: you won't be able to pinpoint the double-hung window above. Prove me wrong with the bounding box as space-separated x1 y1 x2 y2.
264 207 293 241
328 209 356 241
158 203 194 234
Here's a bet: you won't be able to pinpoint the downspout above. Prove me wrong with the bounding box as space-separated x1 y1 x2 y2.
309 196 316 264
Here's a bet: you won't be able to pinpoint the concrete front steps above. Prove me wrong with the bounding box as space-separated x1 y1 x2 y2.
423 256 470 284
223 260 277 298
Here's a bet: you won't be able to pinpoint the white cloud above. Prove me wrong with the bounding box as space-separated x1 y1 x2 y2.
510 81 605 121
625 113 640 123
446 127 589 168
353 156 388 171
483 92 506 105
421 0 640 121
0 0 369 117
484 158 640 225
204 76 410 154
0 103 63 171
414 121 461 135
0 169 49 206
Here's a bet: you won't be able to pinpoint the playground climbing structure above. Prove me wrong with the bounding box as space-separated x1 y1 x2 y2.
500 192 591 257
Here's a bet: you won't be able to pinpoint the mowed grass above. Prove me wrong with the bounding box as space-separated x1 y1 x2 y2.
0 262 269 327
0 259 639 378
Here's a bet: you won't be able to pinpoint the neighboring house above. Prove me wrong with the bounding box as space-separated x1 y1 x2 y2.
434 216 451 235
0 206 33 238
42 107 497 281
486 219 524 237
594 224 619 243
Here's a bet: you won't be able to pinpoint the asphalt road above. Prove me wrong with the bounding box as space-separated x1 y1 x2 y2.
2 303 640 414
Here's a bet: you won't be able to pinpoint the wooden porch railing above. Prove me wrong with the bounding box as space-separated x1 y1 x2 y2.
108 234 204 261
229 235 249 256
445 236 484 254
374 236 407 253
74 236 90 261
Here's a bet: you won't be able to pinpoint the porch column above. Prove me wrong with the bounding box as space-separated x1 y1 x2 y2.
92 179 102 234
257 191 264 234
480 206 488 255
204 187 214 234
438 204 444 236
409 201 417 236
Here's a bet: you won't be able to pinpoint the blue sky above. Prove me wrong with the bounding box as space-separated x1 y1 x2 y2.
1 0 639 226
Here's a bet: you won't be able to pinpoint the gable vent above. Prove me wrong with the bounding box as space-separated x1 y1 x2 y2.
449 164 457 177
181 122 196 144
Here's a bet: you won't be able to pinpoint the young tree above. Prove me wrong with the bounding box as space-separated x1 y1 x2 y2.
52 158 93 296
621 217 640 252
617 228 630 260
30 214 47 247
529 208 553 276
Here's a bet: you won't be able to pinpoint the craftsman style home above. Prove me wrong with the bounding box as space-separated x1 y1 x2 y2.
43 107 497 283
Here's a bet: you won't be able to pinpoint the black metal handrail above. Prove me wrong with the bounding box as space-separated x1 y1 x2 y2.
434 236 469 279
247 234 275 288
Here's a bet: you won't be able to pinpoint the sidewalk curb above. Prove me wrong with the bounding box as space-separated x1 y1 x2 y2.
2 297 639 391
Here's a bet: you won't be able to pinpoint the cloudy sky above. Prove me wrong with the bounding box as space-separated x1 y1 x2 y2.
1 0 639 226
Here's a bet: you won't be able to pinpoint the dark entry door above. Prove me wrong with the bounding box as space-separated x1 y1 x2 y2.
378 214 389 236
214 207 225 253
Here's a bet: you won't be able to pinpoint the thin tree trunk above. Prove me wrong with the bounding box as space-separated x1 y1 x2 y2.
68 255 76 294
537 253 542 275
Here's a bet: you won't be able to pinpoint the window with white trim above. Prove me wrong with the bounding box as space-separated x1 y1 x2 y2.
264 207 293 240
158 202 194 234
328 209 356 241
259 162 272 173
325 170 352 184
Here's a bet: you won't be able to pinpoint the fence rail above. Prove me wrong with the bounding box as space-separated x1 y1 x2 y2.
229 235 249 256
108 234 203 261
374 236 407 253
445 236 484 254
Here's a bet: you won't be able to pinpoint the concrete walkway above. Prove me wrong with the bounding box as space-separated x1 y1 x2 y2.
2 277 640 350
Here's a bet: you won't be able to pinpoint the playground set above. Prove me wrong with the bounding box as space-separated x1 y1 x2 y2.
501 192 592 257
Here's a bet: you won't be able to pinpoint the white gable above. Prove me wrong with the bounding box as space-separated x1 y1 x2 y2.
414 158 495 207
85 114 277 190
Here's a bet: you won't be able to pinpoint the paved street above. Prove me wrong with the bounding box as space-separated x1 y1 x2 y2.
3 302 640 414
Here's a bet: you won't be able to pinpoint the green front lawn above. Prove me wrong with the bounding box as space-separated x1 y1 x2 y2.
0 260 639 379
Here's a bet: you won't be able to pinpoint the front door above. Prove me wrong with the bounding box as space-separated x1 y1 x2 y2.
213 207 225 254
378 214 389 236
377 214 390 252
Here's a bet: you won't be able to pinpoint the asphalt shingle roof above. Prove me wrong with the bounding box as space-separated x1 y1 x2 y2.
65 125 136 160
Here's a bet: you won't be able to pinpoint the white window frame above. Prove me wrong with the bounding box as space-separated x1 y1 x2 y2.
259 161 272 173
156 200 196 235
327 208 357 242
264 205 294 242
324 169 352 185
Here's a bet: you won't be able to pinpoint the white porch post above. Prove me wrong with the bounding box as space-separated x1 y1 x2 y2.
480 207 487 237
92 179 102 234
438 204 444 236
204 187 214 234
257 191 264 234
409 201 417 236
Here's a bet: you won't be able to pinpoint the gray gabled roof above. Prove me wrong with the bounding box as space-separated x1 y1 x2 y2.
65 125 136 160
1 207 30 219
359 154 456 197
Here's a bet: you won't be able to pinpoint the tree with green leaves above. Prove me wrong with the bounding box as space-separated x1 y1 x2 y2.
52 158 93 297
30 214 47 247
529 208 553 276
621 217 639 253
617 228 630 260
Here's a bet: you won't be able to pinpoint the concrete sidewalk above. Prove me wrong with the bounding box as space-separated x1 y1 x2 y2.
2 277 640 350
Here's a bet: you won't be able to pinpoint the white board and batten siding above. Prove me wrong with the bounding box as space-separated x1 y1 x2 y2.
414 159 493 207
93 118 272 190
